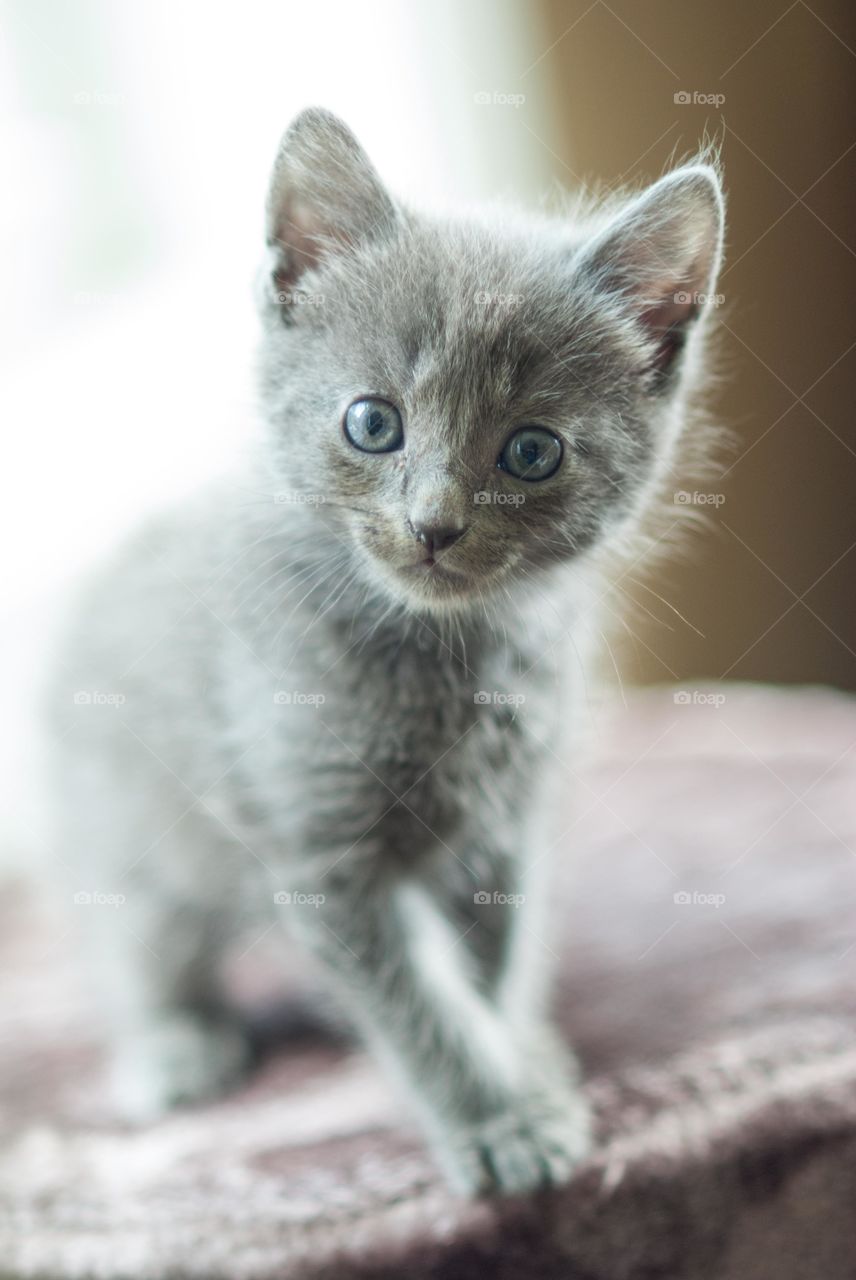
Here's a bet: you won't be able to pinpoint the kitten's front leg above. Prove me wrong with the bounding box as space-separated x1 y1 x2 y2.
439 857 592 1186
290 863 590 1195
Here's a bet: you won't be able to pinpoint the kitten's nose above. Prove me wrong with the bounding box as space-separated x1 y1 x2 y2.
409 522 466 557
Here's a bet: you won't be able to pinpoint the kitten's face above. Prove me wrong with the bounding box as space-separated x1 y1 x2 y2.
259 110 723 615
262 230 653 612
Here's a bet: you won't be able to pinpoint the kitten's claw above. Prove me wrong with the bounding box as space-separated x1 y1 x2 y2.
111 1012 251 1121
444 1089 592 1196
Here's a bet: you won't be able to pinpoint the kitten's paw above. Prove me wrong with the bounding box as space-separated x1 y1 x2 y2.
445 1089 591 1197
111 1012 251 1121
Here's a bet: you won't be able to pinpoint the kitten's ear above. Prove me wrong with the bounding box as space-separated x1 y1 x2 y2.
575 165 724 383
264 108 398 306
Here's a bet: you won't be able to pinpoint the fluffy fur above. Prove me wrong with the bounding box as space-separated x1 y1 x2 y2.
50 108 724 1195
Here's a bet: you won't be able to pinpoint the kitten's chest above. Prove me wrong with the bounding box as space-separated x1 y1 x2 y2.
333 628 551 754
222 614 565 856
303 634 559 845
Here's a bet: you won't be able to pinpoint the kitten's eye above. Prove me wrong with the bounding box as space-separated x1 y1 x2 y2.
344 398 404 453
499 427 563 481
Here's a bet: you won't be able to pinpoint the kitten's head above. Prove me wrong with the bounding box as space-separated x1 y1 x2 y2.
257 108 724 615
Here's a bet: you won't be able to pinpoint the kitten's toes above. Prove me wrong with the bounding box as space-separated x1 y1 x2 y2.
111 1011 251 1121
445 1090 591 1197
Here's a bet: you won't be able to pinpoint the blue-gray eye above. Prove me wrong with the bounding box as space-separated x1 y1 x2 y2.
344 398 404 453
499 427 563 481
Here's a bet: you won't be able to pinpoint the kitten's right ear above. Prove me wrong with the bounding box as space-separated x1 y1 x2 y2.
573 164 725 386
264 108 398 310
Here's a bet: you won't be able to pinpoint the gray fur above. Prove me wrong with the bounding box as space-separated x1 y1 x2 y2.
50 108 724 1195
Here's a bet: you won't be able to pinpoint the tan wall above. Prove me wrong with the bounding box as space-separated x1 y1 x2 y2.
530 0 856 688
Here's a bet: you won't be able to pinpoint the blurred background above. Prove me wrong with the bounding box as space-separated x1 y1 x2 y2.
2 0 854 858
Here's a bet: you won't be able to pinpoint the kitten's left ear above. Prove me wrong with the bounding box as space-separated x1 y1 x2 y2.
575 165 724 383
264 107 398 308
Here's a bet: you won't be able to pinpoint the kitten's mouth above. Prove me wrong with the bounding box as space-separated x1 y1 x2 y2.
390 555 489 608
360 535 499 609
401 557 465 581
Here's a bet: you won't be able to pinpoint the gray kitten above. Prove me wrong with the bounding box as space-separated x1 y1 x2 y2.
51 109 724 1195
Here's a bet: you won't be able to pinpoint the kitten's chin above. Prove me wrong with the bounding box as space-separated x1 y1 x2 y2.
375 560 494 614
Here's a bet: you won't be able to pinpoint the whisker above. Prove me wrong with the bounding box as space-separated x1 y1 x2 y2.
625 574 706 638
